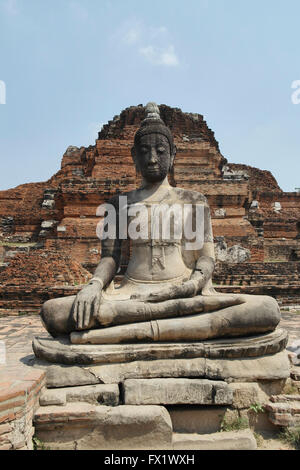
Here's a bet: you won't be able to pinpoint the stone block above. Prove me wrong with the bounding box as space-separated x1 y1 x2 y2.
89 350 290 384
34 403 173 450
258 379 287 397
123 378 233 405
173 430 257 450
39 384 119 407
46 365 100 388
39 389 66 406
66 384 119 406
229 382 268 409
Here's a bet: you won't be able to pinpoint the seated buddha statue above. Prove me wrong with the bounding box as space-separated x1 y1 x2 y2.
40 103 281 344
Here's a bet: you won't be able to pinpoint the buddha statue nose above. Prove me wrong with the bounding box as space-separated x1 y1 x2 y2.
149 148 158 164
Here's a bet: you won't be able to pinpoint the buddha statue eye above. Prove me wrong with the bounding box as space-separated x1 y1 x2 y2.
157 147 165 153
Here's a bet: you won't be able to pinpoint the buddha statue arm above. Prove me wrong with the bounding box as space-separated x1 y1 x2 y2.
72 197 122 330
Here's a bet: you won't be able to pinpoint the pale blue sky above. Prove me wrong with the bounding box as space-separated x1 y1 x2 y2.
0 0 300 191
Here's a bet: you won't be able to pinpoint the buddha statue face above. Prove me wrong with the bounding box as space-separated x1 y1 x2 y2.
132 133 175 183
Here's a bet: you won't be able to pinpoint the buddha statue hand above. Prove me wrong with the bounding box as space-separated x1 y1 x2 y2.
72 278 103 330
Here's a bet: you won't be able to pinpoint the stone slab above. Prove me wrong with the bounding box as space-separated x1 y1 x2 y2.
34 403 172 450
123 378 233 405
173 430 257 450
39 384 119 407
31 350 290 388
88 350 290 384
45 365 100 388
32 329 288 365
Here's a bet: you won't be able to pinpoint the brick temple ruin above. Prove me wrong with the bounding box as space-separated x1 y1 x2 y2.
0 104 299 314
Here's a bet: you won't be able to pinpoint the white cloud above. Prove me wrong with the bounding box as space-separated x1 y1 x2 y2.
119 21 180 67
139 45 179 67
158 45 179 66
123 27 140 45
149 26 168 38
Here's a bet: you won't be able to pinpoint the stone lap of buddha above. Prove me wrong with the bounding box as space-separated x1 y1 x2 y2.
40 102 281 344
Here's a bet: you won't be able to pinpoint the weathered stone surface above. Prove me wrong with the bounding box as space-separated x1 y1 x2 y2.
173 430 257 450
229 382 269 409
39 388 66 406
123 378 233 405
168 407 228 434
258 379 288 397
215 238 251 263
88 350 290 384
291 370 300 381
45 365 100 388
34 403 173 450
32 329 288 365
265 400 300 427
270 394 300 403
239 408 278 433
39 384 119 407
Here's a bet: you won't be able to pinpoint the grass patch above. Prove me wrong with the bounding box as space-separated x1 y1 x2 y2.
283 382 299 395
220 416 249 432
249 402 265 414
253 432 264 448
32 436 49 451
279 427 300 450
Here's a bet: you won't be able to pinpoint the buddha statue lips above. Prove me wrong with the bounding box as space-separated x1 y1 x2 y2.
40 102 281 344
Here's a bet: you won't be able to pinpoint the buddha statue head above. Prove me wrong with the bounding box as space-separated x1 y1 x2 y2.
132 102 176 183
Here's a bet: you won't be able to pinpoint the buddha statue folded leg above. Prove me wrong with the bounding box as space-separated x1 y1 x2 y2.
41 291 244 337
70 293 281 344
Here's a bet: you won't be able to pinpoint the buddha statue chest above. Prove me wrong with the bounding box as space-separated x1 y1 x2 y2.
125 201 191 282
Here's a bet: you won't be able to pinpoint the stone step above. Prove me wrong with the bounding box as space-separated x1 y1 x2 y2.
172 430 257 450
34 403 173 450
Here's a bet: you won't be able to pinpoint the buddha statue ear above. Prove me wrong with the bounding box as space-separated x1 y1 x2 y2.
131 146 140 174
169 145 177 172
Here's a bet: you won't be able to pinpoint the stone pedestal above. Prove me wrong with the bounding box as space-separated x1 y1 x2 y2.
31 329 292 450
